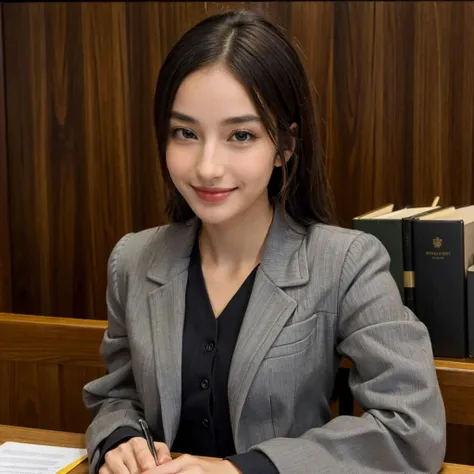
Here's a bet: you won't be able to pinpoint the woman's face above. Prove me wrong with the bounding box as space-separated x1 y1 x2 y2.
166 64 279 226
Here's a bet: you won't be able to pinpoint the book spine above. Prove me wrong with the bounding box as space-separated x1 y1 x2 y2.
468 267 474 358
353 220 404 301
402 218 416 312
413 220 467 357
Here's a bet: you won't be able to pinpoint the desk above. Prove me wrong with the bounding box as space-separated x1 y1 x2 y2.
0 424 87 473
0 424 473 473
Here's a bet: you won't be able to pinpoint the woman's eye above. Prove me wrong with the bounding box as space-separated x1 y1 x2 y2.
231 131 255 143
172 128 197 140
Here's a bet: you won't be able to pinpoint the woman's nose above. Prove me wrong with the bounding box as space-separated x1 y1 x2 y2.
196 145 225 181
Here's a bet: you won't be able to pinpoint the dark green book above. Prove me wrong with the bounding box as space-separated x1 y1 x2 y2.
353 205 439 302
402 207 455 312
413 206 474 358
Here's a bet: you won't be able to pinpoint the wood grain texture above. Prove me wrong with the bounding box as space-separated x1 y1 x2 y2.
0 313 106 366
291 1 474 219
0 4 11 313
300 1 378 221
412 2 474 207
446 425 474 465
0 313 106 432
4 1 474 319
3 3 139 319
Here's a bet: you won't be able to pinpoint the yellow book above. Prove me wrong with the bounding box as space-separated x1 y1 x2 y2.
57 453 88 474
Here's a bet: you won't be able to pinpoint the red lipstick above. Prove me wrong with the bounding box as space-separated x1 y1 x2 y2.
192 186 236 203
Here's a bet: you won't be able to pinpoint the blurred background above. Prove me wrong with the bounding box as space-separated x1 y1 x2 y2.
1 1 473 321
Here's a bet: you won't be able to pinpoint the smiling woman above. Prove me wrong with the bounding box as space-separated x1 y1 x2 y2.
153 12 335 228
83 9 446 474
165 64 285 226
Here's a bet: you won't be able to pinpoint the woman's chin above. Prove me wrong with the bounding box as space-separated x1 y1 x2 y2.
190 202 239 226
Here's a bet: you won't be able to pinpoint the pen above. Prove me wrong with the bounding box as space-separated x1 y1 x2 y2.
138 418 159 466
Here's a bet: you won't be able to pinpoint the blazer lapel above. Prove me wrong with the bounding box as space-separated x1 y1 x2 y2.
228 271 297 450
146 218 200 446
148 274 186 446
228 207 309 450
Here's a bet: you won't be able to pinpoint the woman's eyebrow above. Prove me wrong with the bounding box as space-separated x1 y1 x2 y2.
170 111 261 125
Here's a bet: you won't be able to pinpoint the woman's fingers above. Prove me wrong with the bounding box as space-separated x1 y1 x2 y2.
154 442 173 464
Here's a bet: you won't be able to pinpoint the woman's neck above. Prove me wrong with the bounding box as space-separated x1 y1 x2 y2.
199 199 274 272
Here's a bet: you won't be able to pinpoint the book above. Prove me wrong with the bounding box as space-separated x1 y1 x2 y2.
403 207 456 312
413 205 474 357
353 205 439 301
0 441 87 474
468 265 474 357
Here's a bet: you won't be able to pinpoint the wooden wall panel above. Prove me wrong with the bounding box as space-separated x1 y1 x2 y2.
291 1 474 222
0 313 107 432
0 4 11 312
3 1 474 314
292 2 379 223
412 1 474 207
446 424 474 465
4 3 139 319
0 360 104 433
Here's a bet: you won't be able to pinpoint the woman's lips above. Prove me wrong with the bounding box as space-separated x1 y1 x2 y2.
192 186 236 203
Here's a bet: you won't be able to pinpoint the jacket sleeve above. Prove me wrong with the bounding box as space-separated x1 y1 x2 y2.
250 233 446 474
82 233 147 474
95 427 144 474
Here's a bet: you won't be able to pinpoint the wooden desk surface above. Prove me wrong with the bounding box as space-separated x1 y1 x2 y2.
1 425 473 473
0 424 87 473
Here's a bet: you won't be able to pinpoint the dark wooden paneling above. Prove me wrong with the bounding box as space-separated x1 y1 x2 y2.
5 2 472 318
291 1 474 224
446 424 474 465
412 1 474 208
292 2 379 221
0 313 106 432
3 3 141 319
0 4 11 313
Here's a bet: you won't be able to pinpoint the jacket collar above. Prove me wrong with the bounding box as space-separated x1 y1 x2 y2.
146 203 309 288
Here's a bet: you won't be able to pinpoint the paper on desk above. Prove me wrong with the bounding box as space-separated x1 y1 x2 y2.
0 441 87 474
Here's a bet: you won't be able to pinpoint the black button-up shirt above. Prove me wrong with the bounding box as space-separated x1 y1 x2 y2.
97 242 278 473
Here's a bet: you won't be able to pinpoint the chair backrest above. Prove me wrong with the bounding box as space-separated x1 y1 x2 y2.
0 312 107 433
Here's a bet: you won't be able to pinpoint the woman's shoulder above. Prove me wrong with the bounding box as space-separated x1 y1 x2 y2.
304 222 388 273
107 221 191 275
305 222 362 256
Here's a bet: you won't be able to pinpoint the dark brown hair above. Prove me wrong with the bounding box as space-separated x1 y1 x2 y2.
154 10 336 227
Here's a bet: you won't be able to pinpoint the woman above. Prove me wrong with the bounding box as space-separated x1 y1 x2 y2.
83 10 446 474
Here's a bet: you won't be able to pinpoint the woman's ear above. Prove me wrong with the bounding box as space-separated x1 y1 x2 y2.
275 122 298 167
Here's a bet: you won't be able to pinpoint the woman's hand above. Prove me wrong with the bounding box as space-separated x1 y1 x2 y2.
99 437 172 474
143 454 241 474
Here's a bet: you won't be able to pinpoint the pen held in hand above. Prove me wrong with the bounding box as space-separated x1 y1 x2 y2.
138 418 159 466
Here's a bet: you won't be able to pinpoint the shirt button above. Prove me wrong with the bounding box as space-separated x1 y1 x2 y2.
202 418 209 428
205 342 215 352
200 378 209 390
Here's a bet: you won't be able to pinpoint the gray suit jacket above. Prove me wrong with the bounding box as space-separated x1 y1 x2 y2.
83 207 446 473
